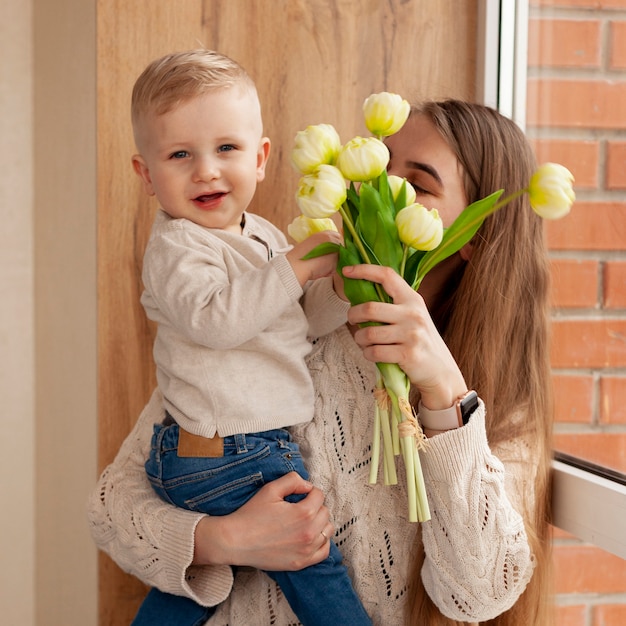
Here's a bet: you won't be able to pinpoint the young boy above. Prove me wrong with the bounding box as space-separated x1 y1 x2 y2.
131 50 371 626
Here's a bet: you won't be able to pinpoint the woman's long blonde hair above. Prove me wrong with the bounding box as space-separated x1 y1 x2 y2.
405 101 554 625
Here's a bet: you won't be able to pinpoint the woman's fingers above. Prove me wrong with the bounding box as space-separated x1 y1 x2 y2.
198 472 332 572
343 264 416 303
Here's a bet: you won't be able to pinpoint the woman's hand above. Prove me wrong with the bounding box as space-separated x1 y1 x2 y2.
193 472 333 571
343 264 467 410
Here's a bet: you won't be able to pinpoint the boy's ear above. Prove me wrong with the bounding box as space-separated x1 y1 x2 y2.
132 154 156 196
256 137 271 183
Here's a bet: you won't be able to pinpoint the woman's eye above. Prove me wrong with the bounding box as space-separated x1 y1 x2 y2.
169 150 188 159
408 181 429 195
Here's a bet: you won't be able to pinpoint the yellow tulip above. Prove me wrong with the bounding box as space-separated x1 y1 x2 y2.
291 124 342 174
295 164 347 219
363 92 410 137
336 136 389 182
395 203 443 251
387 175 417 207
528 163 575 220
287 215 338 243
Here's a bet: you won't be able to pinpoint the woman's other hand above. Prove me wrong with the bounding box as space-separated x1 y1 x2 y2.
193 472 333 571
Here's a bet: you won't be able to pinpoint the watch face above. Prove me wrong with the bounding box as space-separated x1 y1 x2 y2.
459 391 479 425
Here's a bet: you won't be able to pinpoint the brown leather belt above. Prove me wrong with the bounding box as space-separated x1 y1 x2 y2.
178 428 225 458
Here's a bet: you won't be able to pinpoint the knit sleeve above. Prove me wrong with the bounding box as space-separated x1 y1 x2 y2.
419 403 536 622
86 390 234 607
301 275 350 338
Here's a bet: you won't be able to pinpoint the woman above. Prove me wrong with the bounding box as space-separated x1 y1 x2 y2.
88 100 553 625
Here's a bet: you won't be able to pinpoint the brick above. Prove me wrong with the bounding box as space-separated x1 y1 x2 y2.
528 18 601 68
531 139 598 189
551 319 626 368
553 432 626 474
555 604 586 626
610 22 626 69
527 79 626 129
551 258 599 308
553 544 626 594
600 376 626 424
604 261 626 308
606 141 626 189
546 202 626 251
552 373 595 423
593 604 626 626
552 524 577 540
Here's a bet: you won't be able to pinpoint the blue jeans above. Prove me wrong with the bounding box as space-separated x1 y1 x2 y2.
131 587 215 626
142 420 372 626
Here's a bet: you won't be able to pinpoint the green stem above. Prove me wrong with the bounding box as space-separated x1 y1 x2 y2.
399 244 409 279
338 203 370 263
381 408 398 485
413 446 430 521
369 405 381 485
400 435 418 522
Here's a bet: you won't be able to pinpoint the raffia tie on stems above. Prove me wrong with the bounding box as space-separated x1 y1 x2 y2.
396 396 430 522
397 398 427 449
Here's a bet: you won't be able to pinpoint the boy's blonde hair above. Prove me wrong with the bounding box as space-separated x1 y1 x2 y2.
131 49 256 139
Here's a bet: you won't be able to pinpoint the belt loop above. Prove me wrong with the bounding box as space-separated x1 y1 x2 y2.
234 433 247 453
152 422 171 466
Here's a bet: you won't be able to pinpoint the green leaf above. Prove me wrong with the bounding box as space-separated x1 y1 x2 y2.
413 190 503 288
377 170 394 212
393 181 408 215
346 183 360 223
301 242 341 260
338 239 382 305
356 183 382 245
357 183 403 272
372 212 402 271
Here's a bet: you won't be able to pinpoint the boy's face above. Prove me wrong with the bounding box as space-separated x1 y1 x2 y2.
132 86 270 234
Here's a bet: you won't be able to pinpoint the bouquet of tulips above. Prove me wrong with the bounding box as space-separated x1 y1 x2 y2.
288 93 575 522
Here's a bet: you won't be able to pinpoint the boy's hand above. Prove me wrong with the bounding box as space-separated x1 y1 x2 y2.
286 230 342 286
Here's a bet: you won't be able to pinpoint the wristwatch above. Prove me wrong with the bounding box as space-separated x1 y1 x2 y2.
418 390 479 431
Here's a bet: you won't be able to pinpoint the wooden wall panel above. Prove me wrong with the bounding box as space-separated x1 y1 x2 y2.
97 1 477 622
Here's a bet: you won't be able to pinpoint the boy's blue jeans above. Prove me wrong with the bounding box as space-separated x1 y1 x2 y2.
132 587 215 626
138 419 372 626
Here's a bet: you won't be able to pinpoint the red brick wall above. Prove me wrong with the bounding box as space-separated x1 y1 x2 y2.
527 1 626 623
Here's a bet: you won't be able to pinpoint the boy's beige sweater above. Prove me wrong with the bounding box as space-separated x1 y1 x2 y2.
141 209 349 438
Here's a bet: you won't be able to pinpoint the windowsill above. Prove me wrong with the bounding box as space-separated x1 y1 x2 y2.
551 456 626 559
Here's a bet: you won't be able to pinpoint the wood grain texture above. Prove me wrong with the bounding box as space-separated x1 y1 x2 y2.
97 1 477 622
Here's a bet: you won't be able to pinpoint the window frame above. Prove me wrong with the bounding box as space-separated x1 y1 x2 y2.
477 0 626 560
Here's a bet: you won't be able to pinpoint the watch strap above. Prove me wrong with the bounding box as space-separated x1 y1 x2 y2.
418 390 479 431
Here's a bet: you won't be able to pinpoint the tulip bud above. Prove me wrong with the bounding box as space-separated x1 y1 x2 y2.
363 92 410 137
295 164 347 219
387 175 417 208
287 215 338 243
291 124 342 174
528 163 575 220
395 203 443 251
336 137 389 182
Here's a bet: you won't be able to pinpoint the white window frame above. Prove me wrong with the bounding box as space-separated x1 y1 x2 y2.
476 0 528 128
476 0 626 560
